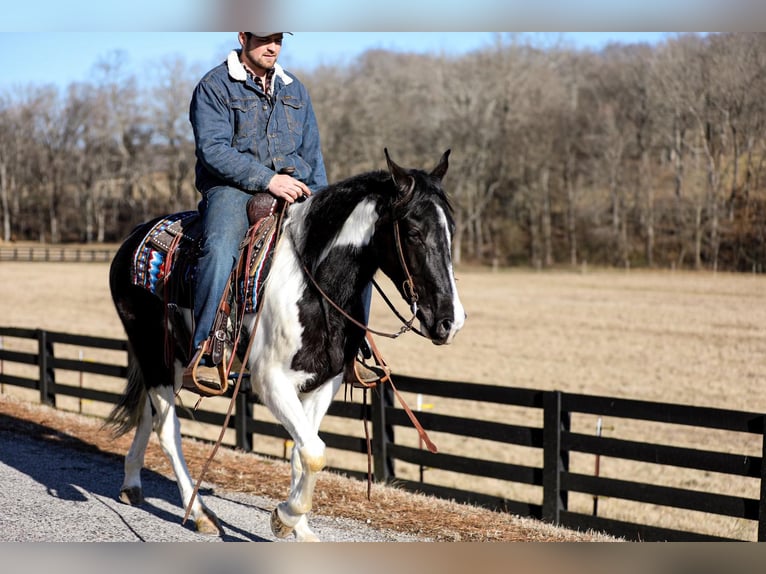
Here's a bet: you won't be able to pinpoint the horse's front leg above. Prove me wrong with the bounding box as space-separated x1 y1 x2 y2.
147 385 222 535
266 372 342 542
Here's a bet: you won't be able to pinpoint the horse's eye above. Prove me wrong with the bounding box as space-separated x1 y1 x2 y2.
407 227 423 242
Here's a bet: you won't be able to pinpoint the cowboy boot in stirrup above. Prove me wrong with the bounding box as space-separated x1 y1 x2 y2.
343 359 390 388
182 345 228 396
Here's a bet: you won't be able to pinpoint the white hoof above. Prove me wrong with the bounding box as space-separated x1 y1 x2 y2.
294 516 320 542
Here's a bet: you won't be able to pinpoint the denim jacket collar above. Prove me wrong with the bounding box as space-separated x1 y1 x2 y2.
226 50 293 87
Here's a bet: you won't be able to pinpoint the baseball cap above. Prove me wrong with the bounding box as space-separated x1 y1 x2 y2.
249 32 293 37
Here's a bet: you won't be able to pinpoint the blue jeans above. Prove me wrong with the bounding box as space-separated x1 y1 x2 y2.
193 185 252 350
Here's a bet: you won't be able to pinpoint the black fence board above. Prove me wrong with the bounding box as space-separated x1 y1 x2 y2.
0 247 114 263
385 407 543 448
565 432 762 478
0 373 38 390
326 400 370 420
564 393 764 434
321 431 369 454
564 473 760 520
0 327 38 338
177 408 228 427
52 385 123 405
389 443 542 485
0 349 39 365
47 332 128 351
248 419 290 440
51 357 128 378
393 375 544 407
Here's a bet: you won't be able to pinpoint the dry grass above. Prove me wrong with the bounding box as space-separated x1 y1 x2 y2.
0 394 616 542
1 257 765 539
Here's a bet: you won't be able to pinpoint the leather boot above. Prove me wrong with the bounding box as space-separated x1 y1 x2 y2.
182 350 227 396
343 360 389 388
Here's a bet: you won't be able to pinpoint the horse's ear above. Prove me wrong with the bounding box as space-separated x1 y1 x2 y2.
385 148 415 204
430 149 450 182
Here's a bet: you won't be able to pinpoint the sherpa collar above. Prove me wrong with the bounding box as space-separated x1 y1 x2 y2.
227 50 293 86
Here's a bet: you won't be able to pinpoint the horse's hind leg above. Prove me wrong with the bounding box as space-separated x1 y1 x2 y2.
118 396 152 505
147 384 222 535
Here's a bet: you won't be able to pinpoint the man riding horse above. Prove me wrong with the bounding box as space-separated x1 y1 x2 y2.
187 32 378 392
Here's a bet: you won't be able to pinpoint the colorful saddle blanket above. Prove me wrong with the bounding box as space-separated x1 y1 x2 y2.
131 210 278 314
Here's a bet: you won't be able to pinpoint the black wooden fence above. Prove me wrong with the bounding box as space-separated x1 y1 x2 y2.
0 246 114 263
1 325 765 542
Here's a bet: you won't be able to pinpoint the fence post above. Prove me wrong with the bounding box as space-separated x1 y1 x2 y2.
37 329 56 406
370 383 395 483
235 390 253 452
542 390 569 524
758 415 766 541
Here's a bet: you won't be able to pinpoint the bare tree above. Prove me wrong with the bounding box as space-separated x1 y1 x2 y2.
89 50 149 239
0 94 23 241
147 56 199 213
4 33 766 271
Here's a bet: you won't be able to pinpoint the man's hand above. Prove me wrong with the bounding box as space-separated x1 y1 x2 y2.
268 173 311 203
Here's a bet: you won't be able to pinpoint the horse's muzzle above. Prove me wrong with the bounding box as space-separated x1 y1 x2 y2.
427 311 466 345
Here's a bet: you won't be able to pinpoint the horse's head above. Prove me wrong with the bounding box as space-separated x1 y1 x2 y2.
375 149 466 345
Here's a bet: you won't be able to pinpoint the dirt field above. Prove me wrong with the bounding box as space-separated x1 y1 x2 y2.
1 258 765 539
3 260 763 408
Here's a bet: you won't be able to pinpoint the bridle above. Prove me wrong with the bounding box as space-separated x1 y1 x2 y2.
292 207 430 341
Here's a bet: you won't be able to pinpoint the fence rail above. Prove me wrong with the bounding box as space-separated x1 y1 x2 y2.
0 246 114 263
1 326 765 542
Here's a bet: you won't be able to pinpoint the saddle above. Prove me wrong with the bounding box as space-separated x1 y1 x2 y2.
131 193 283 397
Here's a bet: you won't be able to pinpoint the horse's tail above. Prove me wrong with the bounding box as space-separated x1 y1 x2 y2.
104 350 147 438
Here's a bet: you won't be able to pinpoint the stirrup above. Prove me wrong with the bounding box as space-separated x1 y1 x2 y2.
182 346 229 397
345 359 390 389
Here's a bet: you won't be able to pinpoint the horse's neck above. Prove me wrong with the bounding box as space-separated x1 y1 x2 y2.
292 196 379 307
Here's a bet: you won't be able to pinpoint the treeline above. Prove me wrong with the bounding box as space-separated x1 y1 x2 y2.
1 33 765 271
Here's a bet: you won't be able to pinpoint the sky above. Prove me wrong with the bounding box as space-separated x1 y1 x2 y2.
0 0 759 93
1 32 681 93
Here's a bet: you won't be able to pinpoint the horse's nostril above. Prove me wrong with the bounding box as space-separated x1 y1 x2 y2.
439 319 453 336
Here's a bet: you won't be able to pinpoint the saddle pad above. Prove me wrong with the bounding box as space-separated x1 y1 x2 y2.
131 211 198 296
131 210 278 314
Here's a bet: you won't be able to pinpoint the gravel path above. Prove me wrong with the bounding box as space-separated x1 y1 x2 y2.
0 428 424 542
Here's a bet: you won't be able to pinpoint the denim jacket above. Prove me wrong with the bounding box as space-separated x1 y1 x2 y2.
190 50 327 194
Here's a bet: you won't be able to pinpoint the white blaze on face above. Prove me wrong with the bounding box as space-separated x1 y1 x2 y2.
437 206 466 343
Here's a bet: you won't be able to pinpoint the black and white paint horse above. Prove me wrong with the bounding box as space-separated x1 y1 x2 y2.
106 149 465 541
